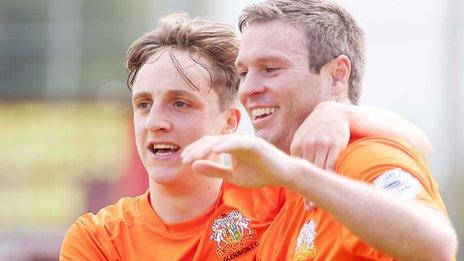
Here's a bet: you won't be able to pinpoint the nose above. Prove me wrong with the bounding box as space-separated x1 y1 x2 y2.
145 104 172 133
238 70 267 104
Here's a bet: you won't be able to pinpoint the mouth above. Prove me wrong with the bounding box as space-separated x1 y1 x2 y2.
251 106 279 121
148 142 181 157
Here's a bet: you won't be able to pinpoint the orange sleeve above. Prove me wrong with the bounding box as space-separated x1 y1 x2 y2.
60 214 118 261
334 136 448 258
336 137 446 212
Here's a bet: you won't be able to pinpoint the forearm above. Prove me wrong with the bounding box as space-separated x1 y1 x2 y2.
341 103 431 161
286 158 457 261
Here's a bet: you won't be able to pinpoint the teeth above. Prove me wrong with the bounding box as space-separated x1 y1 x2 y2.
153 143 179 150
251 107 278 118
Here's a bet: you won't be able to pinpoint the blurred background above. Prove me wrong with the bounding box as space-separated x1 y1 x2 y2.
0 0 462 260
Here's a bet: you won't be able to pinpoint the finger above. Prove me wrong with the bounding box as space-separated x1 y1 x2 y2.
290 136 302 158
192 159 232 180
182 136 220 164
313 147 329 169
212 136 253 154
301 145 315 164
181 136 209 161
184 134 249 164
190 140 224 163
325 147 342 171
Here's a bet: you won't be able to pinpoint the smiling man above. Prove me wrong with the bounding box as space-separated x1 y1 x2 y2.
182 0 457 260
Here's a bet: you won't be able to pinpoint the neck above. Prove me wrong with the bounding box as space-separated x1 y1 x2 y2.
149 175 223 224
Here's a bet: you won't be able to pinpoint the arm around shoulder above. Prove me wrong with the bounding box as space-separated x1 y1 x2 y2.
342 102 432 161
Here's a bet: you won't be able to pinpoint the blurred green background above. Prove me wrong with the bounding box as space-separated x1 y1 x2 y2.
0 0 462 260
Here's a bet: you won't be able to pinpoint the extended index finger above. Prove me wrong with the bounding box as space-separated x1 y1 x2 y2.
181 135 221 164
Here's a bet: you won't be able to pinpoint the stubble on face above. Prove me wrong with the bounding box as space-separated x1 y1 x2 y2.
237 21 328 152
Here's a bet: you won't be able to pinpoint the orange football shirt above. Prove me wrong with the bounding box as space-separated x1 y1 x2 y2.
60 183 286 261
257 137 449 260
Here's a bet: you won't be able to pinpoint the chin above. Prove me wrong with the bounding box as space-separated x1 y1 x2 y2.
256 129 289 151
149 174 182 186
147 167 185 185
255 127 271 139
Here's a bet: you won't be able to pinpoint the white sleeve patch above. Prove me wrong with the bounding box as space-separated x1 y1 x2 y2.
373 168 422 199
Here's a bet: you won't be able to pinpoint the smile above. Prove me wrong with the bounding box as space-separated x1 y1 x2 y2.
149 142 181 157
251 106 279 120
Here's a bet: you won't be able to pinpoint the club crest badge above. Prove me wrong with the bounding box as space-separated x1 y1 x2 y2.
294 219 317 260
210 210 258 260
373 168 422 198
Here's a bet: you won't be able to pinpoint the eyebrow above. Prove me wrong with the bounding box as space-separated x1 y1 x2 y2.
132 91 150 102
132 89 199 102
165 89 198 99
236 54 291 68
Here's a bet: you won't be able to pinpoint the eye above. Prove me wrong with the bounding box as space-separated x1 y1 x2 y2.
239 71 248 78
139 101 149 109
135 100 151 111
174 100 189 108
264 66 279 73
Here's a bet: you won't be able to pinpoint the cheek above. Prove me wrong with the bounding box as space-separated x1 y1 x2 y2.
133 117 146 141
238 85 247 104
180 121 210 144
190 112 225 136
207 109 228 132
178 113 206 130
133 117 143 132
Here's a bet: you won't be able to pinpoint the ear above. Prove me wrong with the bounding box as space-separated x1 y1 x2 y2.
327 55 351 99
223 107 241 134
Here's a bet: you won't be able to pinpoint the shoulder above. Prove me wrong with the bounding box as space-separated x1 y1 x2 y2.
61 194 143 258
333 136 447 212
335 136 428 180
341 136 425 163
76 195 141 232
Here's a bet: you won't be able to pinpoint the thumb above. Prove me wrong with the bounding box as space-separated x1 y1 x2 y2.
192 159 232 180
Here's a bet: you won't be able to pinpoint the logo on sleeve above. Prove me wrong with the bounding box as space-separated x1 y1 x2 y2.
210 210 258 260
373 168 422 198
294 219 317 260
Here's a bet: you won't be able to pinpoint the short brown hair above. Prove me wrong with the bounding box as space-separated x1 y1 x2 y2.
239 0 365 104
126 13 239 110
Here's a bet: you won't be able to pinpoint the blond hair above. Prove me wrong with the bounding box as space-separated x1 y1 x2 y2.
239 0 365 104
126 13 239 110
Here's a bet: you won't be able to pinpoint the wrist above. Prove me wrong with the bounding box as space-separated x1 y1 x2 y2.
283 157 317 193
337 102 357 137
319 101 352 125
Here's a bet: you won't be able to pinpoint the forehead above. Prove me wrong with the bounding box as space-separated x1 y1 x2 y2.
132 49 215 98
237 20 308 65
